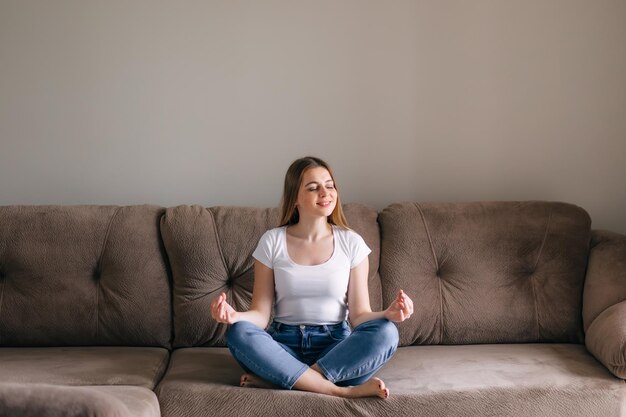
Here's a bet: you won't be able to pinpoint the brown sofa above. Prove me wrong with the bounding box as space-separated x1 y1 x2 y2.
0 201 624 417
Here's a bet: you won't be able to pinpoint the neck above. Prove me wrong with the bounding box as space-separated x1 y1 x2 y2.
289 216 332 241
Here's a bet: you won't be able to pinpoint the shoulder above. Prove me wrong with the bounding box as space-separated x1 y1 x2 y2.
253 226 286 263
333 226 366 252
259 226 286 246
263 226 286 236
258 226 285 242
333 225 371 268
333 225 361 239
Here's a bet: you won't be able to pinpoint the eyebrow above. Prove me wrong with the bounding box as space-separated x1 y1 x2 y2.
305 179 334 186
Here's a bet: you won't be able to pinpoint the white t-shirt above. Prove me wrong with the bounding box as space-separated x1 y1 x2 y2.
252 224 372 325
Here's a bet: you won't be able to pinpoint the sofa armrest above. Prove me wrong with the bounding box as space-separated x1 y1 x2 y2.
585 301 626 378
583 230 626 379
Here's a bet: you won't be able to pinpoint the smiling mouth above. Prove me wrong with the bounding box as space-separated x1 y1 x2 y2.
317 202 332 207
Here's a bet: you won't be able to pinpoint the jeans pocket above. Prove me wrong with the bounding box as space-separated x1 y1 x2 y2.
325 322 350 342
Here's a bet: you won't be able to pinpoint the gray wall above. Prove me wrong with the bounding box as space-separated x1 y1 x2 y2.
1 1 625 233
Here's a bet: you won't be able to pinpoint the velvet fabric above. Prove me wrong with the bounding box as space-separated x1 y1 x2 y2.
155 344 624 417
582 229 626 380
0 347 169 388
0 205 171 348
378 201 591 346
586 301 626 379
0 383 160 417
0 201 624 417
160 203 381 348
583 230 626 330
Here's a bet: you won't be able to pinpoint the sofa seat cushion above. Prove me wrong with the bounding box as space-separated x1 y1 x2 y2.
156 345 624 417
378 344 624 417
0 383 160 417
0 347 169 389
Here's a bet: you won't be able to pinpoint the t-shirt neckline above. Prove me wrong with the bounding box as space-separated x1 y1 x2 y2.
283 224 337 267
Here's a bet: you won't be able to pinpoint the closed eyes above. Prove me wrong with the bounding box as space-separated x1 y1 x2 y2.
308 185 335 191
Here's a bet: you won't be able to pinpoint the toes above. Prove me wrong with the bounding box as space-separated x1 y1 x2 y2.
240 374 249 386
375 378 389 399
375 378 386 390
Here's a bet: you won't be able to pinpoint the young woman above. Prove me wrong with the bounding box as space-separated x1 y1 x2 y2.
210 156 413 399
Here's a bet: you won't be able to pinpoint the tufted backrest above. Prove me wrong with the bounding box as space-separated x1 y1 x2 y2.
379 201 591 346
160 203 381 348
0 205 171 348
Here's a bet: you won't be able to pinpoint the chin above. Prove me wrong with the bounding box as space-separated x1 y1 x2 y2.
312 209 333 218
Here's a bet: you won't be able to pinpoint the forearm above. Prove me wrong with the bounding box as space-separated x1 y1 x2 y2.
232 309 270 329
349 310 387 328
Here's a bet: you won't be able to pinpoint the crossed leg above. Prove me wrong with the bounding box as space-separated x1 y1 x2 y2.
228 320 397 399
239 364 388 399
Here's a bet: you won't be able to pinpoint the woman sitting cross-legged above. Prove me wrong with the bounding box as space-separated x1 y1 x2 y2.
210 156 413 399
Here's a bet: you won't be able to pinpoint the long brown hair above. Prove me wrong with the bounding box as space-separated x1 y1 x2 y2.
278 156 349 228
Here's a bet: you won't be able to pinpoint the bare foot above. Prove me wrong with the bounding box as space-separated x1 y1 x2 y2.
343 378 389 399
239 373 278 389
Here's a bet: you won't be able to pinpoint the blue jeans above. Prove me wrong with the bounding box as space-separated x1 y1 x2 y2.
226 319 399 390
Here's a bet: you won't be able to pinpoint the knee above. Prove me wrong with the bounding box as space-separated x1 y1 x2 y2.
370 319 400 351
375 320 399 349
356 319 399 348
226 320 257 347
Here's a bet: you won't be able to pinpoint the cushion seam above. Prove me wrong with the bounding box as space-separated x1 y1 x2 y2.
0 278 4 344
414 203 439 271
96 206 121 342
587 300 626 335
531 207 552 341
414 203 443 343
151 351 171 389
532 208 552 270
206 209 229 284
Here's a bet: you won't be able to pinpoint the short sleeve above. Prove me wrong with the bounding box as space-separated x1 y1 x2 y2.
252 229 275 269
350 231 372 269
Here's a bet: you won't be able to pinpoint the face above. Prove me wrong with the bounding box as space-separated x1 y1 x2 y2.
295 167 338 219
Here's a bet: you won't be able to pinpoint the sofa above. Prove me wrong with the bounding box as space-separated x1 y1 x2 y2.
0 201 623 417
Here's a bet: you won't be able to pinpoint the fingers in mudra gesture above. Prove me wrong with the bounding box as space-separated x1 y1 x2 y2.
385 289 414 322
210 292 238 324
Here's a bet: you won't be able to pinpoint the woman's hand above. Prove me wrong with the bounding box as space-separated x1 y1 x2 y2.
384 289 413 322
210 292 240 324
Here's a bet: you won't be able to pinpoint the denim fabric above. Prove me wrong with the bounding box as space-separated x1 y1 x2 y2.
226 319 399 390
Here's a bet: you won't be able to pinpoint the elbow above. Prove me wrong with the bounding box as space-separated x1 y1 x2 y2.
348 310 369 327
258 310 272 330
261 317 271 330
